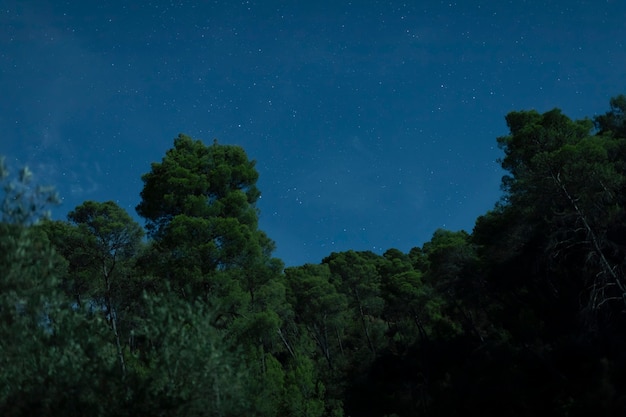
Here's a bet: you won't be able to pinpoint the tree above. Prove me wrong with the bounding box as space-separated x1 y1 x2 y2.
66 201 144 375
67 201 144 263
495 108 626 314
284 264 354 417
464 99 626 416
41 201 145 379
136 134 260 241
127 292 250 417
135 134 279 303
39 219 95 308
134 135 292 416
281 354 326 417
324 251 385 357
594 94 626 138
0 159 122 416
285 264 349 370
0 156 59 225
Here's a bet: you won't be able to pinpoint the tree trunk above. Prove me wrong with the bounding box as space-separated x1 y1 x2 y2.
551 171 626 310
103 259 126 377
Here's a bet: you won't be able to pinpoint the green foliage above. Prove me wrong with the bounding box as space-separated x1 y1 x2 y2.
594 94 626 137
285 264 349 370
129 292 250 416
0 226 66 393
246 348 285 417
325 251 386 356
68 200 144 262
0 162 122 417
44 201 145 307
282 355 326 417
493 106 626 314
0 157 60 225
7 95 626 416
38 219 96 306
497 109 594 209
136 134 260 238
135 135 281 311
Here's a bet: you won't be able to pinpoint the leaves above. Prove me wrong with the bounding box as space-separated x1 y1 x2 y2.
130 292 250 416
1 159 60 225
136 134 261 238
6 95 626 416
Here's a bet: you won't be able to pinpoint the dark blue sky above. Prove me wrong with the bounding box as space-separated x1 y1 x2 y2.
2 1 625 265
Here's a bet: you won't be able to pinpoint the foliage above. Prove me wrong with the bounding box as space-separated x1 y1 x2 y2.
136 134 260 240
128 292 250 416
135 135 281 309
6 96 626 415
0 156 60 225
0 162 121 417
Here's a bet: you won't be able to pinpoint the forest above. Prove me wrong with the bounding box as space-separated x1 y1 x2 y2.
2 95 626 416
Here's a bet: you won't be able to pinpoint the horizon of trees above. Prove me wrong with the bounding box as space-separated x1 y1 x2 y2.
2 95 626 416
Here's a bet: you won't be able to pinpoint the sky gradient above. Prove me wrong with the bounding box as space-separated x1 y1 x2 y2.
2 0 625 265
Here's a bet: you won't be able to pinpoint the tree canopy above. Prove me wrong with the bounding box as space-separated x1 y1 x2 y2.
4 97 626 416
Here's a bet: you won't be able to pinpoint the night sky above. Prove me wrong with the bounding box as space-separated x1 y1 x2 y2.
2 1 625 266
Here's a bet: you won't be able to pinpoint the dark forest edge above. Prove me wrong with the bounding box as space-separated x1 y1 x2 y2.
2 95 626 416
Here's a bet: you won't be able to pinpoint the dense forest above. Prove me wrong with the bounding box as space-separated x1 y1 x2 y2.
2 95 626 416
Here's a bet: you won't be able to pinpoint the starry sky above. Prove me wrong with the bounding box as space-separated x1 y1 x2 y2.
2 1 625 266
